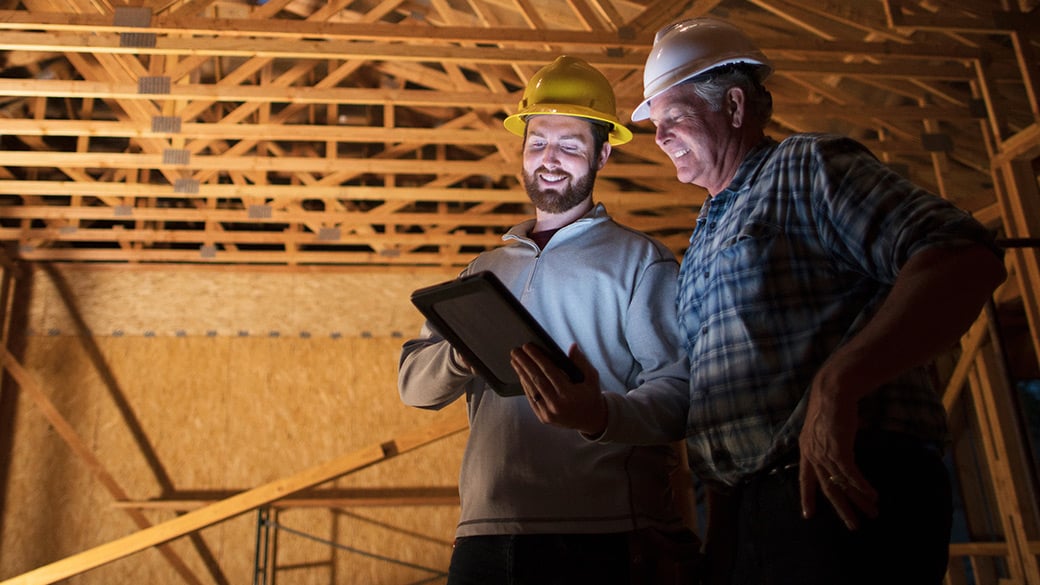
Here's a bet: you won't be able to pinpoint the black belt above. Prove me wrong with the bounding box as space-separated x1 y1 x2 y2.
746 431 941 484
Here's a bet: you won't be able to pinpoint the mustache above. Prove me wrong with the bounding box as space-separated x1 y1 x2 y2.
534 167 572 180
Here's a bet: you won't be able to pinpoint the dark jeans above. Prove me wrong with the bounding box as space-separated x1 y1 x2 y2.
729 433 953 585
447 532 632 585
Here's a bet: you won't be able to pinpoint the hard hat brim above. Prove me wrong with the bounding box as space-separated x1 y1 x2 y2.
631 59 772 122
504 106 633 146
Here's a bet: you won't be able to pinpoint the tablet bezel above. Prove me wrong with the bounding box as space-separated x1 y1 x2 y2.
410 271 583 396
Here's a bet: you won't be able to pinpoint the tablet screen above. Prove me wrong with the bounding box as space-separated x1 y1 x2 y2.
411 271 582 396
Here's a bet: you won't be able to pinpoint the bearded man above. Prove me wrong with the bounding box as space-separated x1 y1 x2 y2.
398 56 694 585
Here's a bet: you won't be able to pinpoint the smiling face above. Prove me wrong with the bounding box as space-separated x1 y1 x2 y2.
521 115 609 214
648 82 740 195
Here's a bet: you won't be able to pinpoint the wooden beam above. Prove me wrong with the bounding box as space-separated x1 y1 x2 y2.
0 79 520 108
0 226 510 247
0 150 668 179
0 105 979 142
885 1 1039 34
0 29 992 67
0 205 694 231
110 486 461 510
967 350 1040 583
0 174 688 204
994 158 1040 372
6 247 480 266
0 10 653 46
942 312 989 413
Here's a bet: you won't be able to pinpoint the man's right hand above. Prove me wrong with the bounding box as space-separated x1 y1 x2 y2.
510 343 608 436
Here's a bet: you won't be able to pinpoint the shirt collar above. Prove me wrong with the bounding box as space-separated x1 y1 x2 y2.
724 137 778 194
504 202 608 242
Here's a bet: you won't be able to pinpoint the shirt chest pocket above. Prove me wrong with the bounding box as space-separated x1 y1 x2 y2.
718 220 782 251
712 221 784 286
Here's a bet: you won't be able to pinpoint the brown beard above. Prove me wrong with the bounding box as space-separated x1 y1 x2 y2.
523 164 598 214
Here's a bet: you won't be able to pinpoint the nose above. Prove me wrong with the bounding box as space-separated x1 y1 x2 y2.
538 144 562 167
655 124 671 147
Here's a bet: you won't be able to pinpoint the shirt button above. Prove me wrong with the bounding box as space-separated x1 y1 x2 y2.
700 326 708 335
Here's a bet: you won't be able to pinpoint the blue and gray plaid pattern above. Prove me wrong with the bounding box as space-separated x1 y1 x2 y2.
678 134 998 486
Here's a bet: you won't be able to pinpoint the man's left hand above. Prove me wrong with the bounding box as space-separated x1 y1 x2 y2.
798 374 879 531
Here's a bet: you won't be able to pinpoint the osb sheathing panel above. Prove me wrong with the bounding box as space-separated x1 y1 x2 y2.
26 265 460 338
1 266 469 584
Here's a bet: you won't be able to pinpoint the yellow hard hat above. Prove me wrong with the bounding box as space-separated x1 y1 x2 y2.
504 56 633 146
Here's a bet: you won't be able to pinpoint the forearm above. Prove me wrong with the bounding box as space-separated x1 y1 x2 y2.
818 243 1005 399
595 376 689 444
398 333 472 409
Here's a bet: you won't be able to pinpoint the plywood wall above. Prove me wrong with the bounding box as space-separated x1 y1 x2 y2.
0 264 468 585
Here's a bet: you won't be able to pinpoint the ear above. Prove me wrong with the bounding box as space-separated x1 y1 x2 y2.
727 87 746 128
595 142 611 170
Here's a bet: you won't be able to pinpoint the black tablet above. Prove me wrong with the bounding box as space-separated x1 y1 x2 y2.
410 271 584 396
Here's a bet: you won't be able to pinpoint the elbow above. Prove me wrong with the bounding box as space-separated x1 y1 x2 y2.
941 242 1007 297
987 253 1009 291
398 385 452 411
398 370 464 411
971 244 1009 300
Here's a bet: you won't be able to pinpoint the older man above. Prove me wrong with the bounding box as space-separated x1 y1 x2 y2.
631 17 1007 585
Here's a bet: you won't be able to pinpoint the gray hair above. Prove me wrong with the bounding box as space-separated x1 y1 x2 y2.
684 64 773 126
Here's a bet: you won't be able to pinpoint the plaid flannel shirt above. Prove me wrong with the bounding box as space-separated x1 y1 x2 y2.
678 134 998 487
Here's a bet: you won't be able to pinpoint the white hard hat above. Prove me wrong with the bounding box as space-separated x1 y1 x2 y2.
631 17 772 122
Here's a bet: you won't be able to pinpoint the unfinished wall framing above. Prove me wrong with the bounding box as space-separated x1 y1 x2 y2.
0 265 469 584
